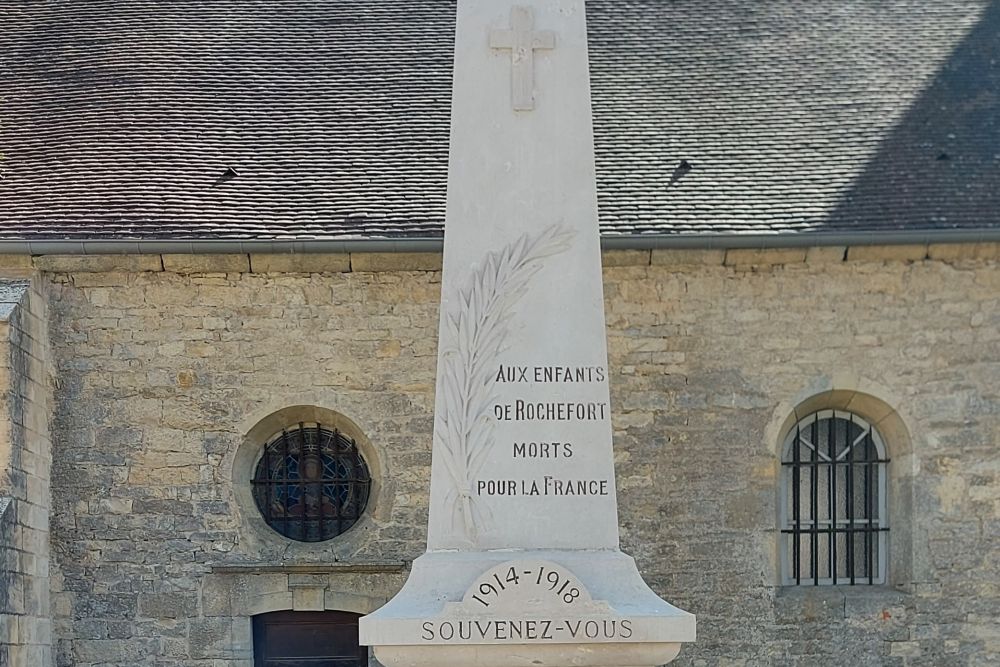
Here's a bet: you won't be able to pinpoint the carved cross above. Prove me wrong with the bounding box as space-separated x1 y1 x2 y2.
489 6 556 111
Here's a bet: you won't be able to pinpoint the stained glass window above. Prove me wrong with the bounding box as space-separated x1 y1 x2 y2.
252 423 371 542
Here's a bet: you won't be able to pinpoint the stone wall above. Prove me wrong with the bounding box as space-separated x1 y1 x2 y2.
0 279 54 666
19 244 1000 666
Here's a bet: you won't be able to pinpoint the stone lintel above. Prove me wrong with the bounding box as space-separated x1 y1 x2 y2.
209 561 409 575
288 574 330 589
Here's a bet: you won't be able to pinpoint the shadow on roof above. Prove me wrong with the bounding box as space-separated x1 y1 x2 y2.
825 0 1000 232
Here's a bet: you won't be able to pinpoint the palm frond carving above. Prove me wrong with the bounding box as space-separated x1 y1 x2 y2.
436 224 575 543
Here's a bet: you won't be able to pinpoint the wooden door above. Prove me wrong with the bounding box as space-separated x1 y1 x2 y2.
252 611 367 667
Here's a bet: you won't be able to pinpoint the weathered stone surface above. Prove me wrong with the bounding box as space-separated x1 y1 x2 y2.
22 246 1000 667
350 252 443 272
137 593 197 619
0 255 34 272
189 617 233 659
805 246 847 263
724 247 807 267
162 254 250 274
601 250 651 267
249 253 351 274
33 255 162 274
927 242 1000 262
650 248 725 267
847 244 928 263
0 280 53 663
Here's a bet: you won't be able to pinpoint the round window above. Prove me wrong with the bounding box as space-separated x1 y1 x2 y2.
251 423 371 543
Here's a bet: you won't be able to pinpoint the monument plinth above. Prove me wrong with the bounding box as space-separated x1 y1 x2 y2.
359 2 695 664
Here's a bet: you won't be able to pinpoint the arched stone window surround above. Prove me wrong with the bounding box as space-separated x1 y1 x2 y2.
765 380 915 591
779 410 889 585
230 404 389 558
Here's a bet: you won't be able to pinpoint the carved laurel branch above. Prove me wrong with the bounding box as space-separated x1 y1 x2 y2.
436 224 575 543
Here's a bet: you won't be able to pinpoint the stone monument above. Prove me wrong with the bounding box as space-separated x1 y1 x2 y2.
359 1 696 665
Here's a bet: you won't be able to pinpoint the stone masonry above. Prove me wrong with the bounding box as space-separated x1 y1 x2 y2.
0 243 995 666
0 278 55 666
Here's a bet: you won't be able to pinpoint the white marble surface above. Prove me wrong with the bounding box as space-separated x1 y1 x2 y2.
360 1 695 664
430 0 616 553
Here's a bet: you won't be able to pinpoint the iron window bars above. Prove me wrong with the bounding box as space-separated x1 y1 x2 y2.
252 423 371 543
780 410 889 585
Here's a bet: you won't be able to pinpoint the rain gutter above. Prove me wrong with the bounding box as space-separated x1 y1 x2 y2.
0 228 998 255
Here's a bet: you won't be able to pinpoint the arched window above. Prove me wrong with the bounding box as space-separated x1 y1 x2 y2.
252 423 371 543
781 410 889 585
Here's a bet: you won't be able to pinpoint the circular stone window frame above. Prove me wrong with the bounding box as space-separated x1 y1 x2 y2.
232 405 387 557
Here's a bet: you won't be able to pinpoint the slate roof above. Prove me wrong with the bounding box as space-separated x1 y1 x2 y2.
1 0 998 241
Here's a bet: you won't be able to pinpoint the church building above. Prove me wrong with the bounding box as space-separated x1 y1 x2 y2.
0 1 998 665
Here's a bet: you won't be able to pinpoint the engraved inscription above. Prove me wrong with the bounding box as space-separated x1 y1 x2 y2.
416 560 637 644
420 618 634 642
467 564 581 608
480 359 612 499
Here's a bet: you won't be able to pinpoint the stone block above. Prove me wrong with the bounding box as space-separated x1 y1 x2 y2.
350 253 443 272
724 247 807 266
250 253 351 273
927 242 1000 262
138 592 197 619
288 574 331 589
292 587 326 611
601 250 651 267
74 637 156 663
73 593 138 619
0 255 34 271
162 254 250 274
188 617 233 659
774 589 845 624
650 248 725 266
33 254 162 273
889 641 923 657
199 576 233 617
846 244 928 263
70 272 135 288
805 246 847 263
226 573 290 614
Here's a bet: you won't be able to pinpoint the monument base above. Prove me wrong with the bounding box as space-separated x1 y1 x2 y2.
372 643 681 667
360 550 695 667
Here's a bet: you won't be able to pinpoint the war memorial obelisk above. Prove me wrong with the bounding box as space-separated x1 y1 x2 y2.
359 2 696 665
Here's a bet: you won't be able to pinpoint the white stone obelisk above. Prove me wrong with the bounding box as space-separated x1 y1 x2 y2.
359 2 695 665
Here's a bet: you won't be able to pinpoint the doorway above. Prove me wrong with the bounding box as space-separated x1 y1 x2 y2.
252 610 367 666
